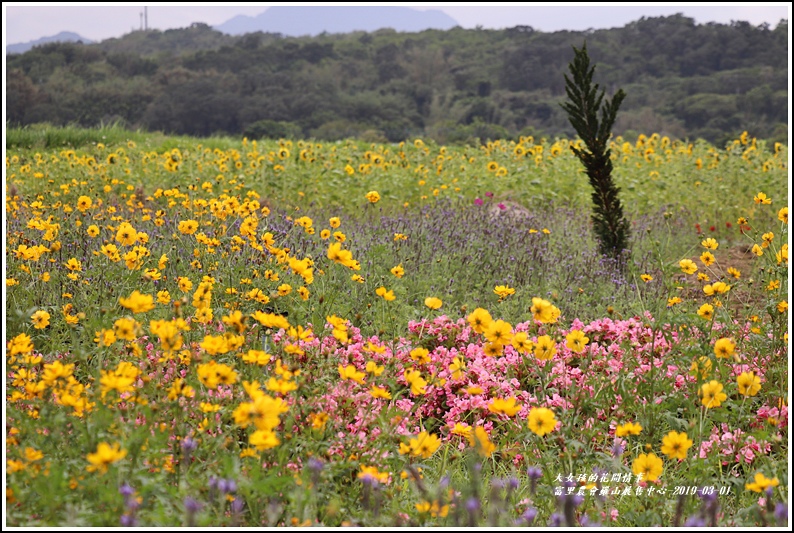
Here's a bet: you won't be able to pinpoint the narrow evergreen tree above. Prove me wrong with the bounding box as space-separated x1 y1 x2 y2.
561 43 630 261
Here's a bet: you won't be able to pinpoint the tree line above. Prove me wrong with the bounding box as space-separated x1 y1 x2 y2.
6 15 788 146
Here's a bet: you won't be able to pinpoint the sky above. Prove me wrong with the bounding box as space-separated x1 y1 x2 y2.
3 2 791 44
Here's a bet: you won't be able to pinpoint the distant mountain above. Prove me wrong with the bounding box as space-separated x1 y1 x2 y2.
215 6 458 36
7 31 94 55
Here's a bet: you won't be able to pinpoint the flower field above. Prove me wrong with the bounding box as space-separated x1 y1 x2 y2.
4 128 789 526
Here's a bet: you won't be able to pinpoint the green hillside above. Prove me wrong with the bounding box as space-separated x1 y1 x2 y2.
6 15 788 145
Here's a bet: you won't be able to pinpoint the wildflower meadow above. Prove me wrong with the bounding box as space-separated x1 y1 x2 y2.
4 127 789 527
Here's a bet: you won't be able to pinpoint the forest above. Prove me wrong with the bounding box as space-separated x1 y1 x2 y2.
6 14 789 146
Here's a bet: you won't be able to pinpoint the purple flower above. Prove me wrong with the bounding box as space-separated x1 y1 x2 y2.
580 515 601 527
218 478 237 494
698 487 717 503
184 497 202 514
119 483 134 498
527 466 542 494
549 512 564 527
521 507 537 525
307 457 324 472
611 440 625 457
466 497 480 512
181 436 198 454
774 503 787 525
684 516 706 527
120 513 138 527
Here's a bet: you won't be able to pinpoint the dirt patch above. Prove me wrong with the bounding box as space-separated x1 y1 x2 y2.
487 200 533 222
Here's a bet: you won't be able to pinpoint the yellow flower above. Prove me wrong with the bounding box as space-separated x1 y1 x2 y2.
701 237 719 250
778 207 788 223
737 372 761 397
357 465 390 484
467 426 496 457
196 361 238 389
713 338 735 359
700 251 716 266
277 283 292 296
113 317 140 341
86 442 127 474
777 301 788 314
406 431 442 459
424 297 442 310
511 331 534 354
679 259 698 275
751 243 763 256
700 380 727 408
403 368 427 396
251 311 290 330
365 191 381 203
369 386 391 400
410 347 430 364
530 297 560 324
660 431 693 461
493 285 515 300
565 330 589 353
484 319 512 346
615 421 643 437
450 423 472 438
76 195 92 212
745 472 779 492
115 222 138 246
449 356 466 380
534 335 557 361
753 192 772 205
640 274 653 282
375 286 395 301
488 397 522 417
87 225 100 237
467 307 492 334
390 264 405 278
31 310 51 329
249 430 280 451
632 453 663 482
119 290 155 314
528 407 557 436
697 303 714 320
338 364 366 385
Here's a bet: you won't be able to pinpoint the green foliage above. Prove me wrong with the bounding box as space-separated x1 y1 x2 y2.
561 43 630 260
5 16 788 144
243 119 303 140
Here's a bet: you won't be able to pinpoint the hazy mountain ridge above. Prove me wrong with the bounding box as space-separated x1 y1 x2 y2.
214 6 458 36
7 31 94 55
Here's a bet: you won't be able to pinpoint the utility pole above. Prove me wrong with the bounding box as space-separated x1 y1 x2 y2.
144 6 148 31
140 11 143 31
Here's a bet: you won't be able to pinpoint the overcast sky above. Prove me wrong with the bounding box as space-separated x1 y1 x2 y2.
4 3 791 44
